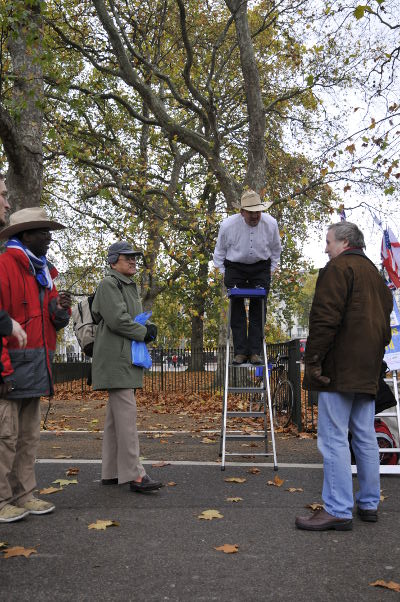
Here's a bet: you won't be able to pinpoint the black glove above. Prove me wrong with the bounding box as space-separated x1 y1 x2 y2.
144 323 157 343
305 354 330 386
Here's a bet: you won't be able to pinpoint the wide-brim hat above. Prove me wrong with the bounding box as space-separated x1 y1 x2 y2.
240 189 272 211
0 207 65 240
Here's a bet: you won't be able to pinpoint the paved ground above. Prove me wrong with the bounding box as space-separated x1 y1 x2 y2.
37 429 321 464
1 429 400 601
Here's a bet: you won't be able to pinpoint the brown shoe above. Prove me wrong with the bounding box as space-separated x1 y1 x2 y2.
232 354 248 365
249 354 263 365
295 508 352 531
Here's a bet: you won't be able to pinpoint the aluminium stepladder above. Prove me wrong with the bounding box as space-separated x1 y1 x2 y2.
220 287 278 471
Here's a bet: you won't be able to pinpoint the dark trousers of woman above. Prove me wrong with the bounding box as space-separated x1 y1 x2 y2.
224 259 271 356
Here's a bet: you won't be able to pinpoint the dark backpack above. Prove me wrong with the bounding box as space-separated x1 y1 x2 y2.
71 276 122 357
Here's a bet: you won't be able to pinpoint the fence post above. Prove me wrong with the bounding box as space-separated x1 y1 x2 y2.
288 339 302 431
160 348 164 392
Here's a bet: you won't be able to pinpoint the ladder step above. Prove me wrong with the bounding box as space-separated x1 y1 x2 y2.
227 411 265 417
228 387 265 393
225 434 266 440
229 363 264 368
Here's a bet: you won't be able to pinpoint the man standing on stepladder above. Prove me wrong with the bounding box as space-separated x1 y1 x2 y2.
213 190 281 365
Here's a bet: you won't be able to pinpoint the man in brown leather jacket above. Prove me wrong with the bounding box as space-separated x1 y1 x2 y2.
296 222 393 531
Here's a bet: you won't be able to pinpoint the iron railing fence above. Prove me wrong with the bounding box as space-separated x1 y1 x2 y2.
52 340 317 431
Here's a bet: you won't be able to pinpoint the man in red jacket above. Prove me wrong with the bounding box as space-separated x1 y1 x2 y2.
0 206 71 523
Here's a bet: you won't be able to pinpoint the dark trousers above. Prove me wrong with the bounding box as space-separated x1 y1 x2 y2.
224 259 271 356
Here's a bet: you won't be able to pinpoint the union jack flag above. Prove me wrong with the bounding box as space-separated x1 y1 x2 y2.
381 228 400 289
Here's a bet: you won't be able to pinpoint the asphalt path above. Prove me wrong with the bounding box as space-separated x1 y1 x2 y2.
1 459 399 601
37 430 322 464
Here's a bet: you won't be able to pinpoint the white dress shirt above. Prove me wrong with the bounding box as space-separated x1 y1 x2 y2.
213 213 281 274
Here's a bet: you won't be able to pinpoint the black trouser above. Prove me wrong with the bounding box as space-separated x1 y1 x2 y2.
224 259 271 356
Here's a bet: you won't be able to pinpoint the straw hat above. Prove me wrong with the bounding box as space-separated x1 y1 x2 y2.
0 207 65 240
240 190 272 211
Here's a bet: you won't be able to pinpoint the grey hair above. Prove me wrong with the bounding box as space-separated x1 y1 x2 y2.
328 222 365 249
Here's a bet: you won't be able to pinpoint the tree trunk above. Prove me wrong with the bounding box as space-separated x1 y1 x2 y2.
189 256 209 370
0 1 44 210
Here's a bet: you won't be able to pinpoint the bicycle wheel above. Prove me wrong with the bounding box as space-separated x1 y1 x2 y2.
272 379 294 428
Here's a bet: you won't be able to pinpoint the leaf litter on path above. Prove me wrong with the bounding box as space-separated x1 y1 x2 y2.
2 546 38 559
214 544 239 554
197 510 223 520
267 475 284 487
88 520 120 530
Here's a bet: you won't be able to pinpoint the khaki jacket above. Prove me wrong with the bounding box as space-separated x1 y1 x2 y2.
91 269 147 390
303 250 393 394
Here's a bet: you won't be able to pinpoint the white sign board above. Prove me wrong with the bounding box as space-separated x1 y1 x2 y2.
384 297 400 371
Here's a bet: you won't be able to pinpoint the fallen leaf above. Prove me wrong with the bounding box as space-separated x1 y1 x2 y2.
88 520 120 530
248 467 260 474
286 488 303 493
226 497 243 503
0 542 8 549
224 477 246 484
51 446 61 449
298 432 315 439
2 546 37 559
52 479 78 487
39 486 62 495
215 544 239 554
369 580 400 592
201 437 215 444
267 475 284 487
305 503 323 511
151 461 171 468
66 467 80 476
159 439 169 444
54 455 72 459
166 481 177 487
197 509 223 520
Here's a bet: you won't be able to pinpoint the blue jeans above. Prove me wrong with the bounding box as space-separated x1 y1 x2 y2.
318 391 380 519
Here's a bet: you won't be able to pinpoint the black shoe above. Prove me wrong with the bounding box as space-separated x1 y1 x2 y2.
129 474 162 493
232 354 248 365
357 507 378 522
101 478 118 485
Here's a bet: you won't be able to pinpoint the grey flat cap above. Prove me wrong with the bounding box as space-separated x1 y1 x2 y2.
107 241 143 264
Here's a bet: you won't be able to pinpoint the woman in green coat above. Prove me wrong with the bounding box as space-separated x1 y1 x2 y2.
91 241 161 492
